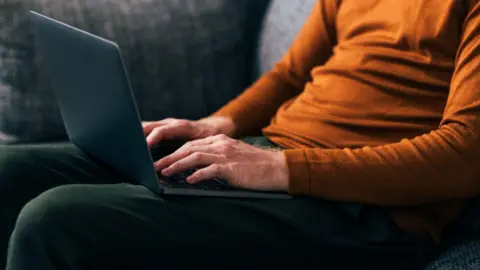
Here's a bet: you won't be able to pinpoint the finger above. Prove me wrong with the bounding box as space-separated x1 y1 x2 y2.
142 118 177 135
160 153 222 176
186 164 225 184
142 122 154 135
156 144 214 169
146 124 189 148
183 134 231 148
142 122 163 136
155 134 231 166
178 136 216 148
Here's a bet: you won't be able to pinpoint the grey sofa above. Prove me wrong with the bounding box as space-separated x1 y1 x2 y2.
1 0 479 268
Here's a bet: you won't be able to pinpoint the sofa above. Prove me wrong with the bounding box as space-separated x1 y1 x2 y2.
1 0 479 268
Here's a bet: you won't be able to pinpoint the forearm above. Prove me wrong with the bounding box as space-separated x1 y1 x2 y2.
212 69 301 137
196 116 236 137
285 123 480 206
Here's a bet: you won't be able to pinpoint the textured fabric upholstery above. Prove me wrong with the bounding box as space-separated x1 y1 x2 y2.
256 0 317 77
0 0 269 142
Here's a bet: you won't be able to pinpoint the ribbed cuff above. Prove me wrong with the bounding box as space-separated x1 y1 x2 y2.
283 149 311 195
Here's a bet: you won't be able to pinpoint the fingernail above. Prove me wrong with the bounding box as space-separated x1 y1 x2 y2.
162 169 170 176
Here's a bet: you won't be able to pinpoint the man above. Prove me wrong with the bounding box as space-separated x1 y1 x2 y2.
1 0 480 269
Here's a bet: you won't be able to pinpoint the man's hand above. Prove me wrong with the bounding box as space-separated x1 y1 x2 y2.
155 134 290 191
142 116 235 148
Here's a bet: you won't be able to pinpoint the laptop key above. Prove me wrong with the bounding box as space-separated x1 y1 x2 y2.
203 179 235 190
158 178 172 188
164 170 236 190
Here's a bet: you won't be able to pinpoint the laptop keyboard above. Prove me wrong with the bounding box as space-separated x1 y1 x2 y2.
151 146 234 190
158 169 235 190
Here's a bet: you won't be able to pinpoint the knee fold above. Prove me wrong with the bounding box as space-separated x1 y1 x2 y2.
11 186 87 241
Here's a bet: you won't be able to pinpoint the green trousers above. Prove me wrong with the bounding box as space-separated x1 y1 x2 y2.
0 137 431 269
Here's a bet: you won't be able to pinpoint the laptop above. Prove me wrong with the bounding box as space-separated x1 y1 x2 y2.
28 11 292 200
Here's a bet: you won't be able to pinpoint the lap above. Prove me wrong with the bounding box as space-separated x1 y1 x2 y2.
1 142 427 269
0 142 126 268
14 183 424 269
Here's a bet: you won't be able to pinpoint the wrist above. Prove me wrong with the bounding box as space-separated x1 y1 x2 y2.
273 151 290 191
197 116 236 137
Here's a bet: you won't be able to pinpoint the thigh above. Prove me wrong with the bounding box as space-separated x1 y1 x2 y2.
0 142 127 268
17 183 428 270
0 142 126 200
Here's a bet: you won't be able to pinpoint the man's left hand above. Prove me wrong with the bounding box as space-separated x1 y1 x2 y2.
155 135 290 191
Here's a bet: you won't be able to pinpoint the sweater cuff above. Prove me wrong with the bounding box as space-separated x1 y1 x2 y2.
283 149 311 195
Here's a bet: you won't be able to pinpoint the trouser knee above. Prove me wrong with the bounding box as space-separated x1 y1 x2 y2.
9 185 92 249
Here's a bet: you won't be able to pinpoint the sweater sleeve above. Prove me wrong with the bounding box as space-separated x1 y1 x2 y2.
286 1 480 206
212 0 338 137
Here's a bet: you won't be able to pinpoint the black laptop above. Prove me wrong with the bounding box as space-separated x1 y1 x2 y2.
29 11 292 200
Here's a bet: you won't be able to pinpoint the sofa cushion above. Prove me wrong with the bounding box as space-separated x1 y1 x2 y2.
0 0 269 143
422 197 480 269
450 197 480 235
255 0 317 77
423 240 480 270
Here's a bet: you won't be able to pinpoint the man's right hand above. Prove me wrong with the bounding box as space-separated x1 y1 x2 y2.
142 116 236 148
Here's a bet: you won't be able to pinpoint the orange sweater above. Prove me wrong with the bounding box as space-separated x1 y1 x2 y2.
213 0 480 244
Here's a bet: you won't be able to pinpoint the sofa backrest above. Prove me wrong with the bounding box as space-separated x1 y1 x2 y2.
0 0 269 143
255 0 318 78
